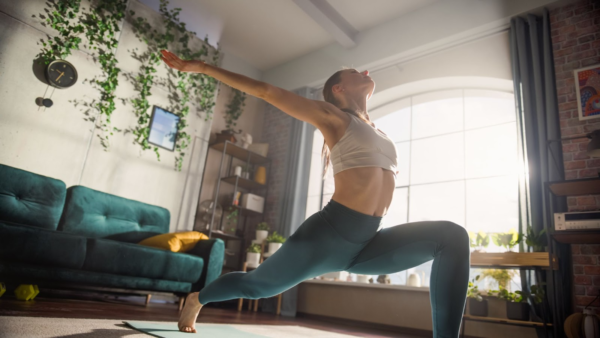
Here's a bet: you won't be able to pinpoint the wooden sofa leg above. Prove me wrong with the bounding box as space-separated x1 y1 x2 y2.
179 296 185 311
277 294 282 315
145 294 152 307
237 298 243 311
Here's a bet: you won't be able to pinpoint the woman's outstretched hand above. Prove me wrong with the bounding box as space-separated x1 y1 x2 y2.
160 50 206 74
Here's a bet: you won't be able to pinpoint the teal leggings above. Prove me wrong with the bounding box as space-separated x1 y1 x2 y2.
197 199 470 338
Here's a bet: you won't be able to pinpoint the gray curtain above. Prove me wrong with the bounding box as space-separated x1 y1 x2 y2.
510 8 570 338
260 86 316 316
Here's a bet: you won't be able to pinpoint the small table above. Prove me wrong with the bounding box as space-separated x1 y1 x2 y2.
237 249 283 315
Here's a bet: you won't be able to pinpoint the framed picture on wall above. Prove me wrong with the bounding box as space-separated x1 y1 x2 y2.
148 105 180 151
575 64 600 121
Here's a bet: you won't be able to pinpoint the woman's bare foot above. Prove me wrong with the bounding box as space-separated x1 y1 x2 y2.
178 292 203 333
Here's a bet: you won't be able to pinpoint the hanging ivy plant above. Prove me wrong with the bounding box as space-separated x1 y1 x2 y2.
129 0 221 171
223 87 247 134
37 0 128 151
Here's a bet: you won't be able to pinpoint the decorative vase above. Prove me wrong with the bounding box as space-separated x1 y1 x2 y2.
407 272 421 287
584 308 600 338
239 133 252 149
506 301 529 321
242 172 250 179
468 298 488 317
356 274 369 283
268 242 282 254
246 252 260 268
254 166 266 184
256 230 268 242
233 166 242 176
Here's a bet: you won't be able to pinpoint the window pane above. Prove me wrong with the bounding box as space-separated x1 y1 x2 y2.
411 133 464 185
465 123 518 179
409 180 465 226
323 163 335 194
395 142 410 187
466 175 518 234
307 152 323 197
305 195 321 219
374 106 411 142
312 128 324 154
465 90 515 130
412 90 463 139
322 193 333 209
381 187 408 229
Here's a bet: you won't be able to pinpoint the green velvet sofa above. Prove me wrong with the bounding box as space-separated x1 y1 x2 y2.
0 163 224 298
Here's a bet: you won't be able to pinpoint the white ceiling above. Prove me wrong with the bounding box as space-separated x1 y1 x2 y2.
139 0 441 72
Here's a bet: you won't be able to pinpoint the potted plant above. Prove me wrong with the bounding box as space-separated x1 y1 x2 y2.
524 225 548 252
240 164 252 179
480 269 516 291
467 275 488 317
246 243 262 268
468 231 490 253
492 229 523 252
216 87 246 144
489 286 530 321
256 222 269 242
266 231 286 255
221 206 238 234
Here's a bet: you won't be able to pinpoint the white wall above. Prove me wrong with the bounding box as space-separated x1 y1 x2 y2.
263 0 560 92
0 0 265 233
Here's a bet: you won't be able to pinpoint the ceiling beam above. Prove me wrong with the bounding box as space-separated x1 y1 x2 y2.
291 0 358 48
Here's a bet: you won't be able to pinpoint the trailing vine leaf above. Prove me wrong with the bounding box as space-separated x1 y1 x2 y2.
38 0 128 151
128 0 221 171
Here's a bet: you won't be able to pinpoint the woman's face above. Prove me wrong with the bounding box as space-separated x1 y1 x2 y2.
333 69 375 101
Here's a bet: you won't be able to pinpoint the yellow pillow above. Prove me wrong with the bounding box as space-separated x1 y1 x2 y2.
138 231 209 252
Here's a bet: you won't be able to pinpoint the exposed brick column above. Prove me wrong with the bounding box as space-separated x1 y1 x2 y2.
550 0 600 313
259 102 294 234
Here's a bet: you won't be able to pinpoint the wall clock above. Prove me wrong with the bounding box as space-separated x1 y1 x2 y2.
45 59 78 88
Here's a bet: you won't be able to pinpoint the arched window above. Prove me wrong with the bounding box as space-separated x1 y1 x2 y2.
305 81 524 289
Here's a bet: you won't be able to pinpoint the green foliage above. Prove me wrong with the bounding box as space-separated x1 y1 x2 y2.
480 269 516 290
530 283 545 305
488 286 527 303
468 231 490 251
225 206 238 233
38 0 128 151
492 229 523 252
524 225 547 252
467 275 483 301
246 243 261 253
224 87 246 133
256 222 269 231
266 231 286 244
129 0 221 170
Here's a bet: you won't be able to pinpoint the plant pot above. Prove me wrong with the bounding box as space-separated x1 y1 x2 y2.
246 252 260 268
468 298 488 317
268 242 282 254
506 301 530 321
256 230 268 242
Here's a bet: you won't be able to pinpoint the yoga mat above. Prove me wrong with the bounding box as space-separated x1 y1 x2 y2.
124 321 269 338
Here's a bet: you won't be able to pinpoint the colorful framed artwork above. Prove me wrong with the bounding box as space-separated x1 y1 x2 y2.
575 64 600 121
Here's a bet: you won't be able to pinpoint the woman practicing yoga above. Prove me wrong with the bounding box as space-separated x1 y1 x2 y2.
160 49 470 337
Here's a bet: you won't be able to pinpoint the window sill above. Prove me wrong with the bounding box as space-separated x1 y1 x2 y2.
302 278 430 292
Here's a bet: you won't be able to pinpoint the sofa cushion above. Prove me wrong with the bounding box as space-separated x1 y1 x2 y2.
0 221 87 269
0 164 66 230
58 186 170 239
82 238 203 283
138 231 209 252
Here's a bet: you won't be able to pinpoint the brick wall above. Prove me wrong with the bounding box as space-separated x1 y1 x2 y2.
258 102 294 235
550 0 600 313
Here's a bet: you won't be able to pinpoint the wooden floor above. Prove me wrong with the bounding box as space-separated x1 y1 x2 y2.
0 289 426 338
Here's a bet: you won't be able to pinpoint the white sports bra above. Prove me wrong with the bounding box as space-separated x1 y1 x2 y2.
329 113 398 176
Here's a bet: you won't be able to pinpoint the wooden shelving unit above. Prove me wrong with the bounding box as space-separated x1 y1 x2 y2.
546 177 600 196
470 252 558 270
195 141 272 273
462 315 553 328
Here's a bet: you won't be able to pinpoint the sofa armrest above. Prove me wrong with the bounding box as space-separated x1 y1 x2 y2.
186 238 224 292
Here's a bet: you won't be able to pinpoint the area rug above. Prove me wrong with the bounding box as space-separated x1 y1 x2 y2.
0 316 361 338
